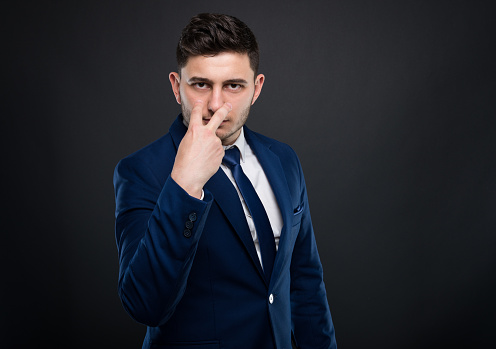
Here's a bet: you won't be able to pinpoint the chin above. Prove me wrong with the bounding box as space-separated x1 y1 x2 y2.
215 131 228 140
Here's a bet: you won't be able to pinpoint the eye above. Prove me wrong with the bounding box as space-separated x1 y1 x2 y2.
194 82 209 89
226 84 243 91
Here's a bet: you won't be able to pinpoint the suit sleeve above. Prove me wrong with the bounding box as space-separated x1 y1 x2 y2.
290 156 337 349
113 157 212 327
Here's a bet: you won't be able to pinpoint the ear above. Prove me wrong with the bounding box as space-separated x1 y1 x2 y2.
169 72 181 104
251 74 265 105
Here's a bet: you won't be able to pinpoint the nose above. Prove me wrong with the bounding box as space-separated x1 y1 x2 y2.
207 87 224 115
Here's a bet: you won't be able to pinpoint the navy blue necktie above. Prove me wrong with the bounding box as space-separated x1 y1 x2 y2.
223 146 276 281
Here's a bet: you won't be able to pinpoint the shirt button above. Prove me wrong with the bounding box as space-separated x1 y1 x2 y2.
183 229 192 238
185 221 194 229
188 212 197 222
269 294 274 304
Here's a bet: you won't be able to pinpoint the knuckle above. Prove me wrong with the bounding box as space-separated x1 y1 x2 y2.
189 123 202 135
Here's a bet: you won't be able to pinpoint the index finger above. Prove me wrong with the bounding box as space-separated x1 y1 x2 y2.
188 100 204 127
206 102 232 131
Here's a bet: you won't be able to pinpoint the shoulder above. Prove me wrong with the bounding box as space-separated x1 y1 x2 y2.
114 132 176 185
123 133 175 163
117 114 186 170
245 127 300 165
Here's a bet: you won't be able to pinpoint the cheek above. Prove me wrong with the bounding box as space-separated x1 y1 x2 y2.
229 93 249 108
180 85 195 100
181 87 202 106
235 95 255 112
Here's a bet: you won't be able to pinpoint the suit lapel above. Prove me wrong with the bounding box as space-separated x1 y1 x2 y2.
169 114 187 150
244 128 293 285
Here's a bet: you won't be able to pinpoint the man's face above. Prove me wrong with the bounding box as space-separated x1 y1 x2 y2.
169 52 264 145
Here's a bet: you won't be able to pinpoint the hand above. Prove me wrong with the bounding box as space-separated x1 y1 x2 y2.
171 100 232 199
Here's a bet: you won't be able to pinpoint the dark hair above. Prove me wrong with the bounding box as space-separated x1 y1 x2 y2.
176 13 259 75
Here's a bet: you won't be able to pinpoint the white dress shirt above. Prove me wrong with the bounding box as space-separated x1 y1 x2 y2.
221 128 283 266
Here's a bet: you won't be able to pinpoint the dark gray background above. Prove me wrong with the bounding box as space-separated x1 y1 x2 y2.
4 1 495 348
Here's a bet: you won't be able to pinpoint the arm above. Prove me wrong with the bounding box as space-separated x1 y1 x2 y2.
290 160 337 348
114 100 232 326
114 161 212 327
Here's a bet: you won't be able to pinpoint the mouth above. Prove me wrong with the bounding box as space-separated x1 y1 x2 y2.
203 118 228 125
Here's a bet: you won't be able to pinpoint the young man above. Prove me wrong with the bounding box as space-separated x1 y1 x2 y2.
114 13 337 349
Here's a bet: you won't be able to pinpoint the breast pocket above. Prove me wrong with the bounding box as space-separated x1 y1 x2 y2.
292 202 304 227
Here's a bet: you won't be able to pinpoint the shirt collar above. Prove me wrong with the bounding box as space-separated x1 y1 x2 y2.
224 127 246 163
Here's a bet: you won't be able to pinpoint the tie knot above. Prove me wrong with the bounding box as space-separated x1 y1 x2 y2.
223 146 240 169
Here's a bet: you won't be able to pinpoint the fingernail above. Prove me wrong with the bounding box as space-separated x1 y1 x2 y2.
195 100 203 104
225 102 232 111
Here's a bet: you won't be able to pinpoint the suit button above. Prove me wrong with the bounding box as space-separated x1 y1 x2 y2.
183 229 192 238
188 212 197 222
269 294 274 304
185 221 194 229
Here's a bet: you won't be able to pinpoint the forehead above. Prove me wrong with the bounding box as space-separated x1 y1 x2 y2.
181 52 254 81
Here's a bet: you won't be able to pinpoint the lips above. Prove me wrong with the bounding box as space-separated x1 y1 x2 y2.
203 118 228 124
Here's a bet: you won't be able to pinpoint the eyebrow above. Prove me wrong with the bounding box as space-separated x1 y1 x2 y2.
187 77 249 85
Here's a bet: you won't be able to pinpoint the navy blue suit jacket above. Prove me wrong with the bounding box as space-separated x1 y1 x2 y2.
114 115 336 349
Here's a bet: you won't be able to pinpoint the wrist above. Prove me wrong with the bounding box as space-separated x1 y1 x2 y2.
171 170 203 199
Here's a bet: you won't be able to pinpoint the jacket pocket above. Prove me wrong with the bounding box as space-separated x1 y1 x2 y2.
292 202 304 227
293 202 304 216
